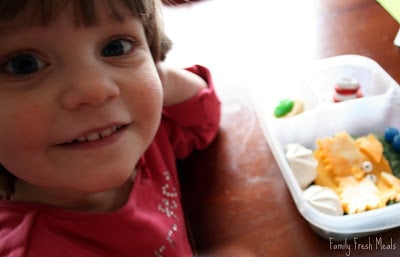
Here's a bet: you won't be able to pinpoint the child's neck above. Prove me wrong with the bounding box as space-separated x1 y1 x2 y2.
11 170 137 212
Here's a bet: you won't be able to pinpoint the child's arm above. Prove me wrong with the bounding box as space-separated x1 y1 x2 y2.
157 62 208 107
159 64 221 159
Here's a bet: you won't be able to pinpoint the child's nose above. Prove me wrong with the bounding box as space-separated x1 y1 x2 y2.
59 67 120 110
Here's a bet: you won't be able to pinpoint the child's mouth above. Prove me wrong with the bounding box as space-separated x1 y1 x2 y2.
63 124 126 145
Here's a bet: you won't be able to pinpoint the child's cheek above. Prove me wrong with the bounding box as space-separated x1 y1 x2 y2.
0 103 48 154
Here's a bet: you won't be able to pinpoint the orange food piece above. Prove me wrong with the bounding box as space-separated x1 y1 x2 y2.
313 131 400 214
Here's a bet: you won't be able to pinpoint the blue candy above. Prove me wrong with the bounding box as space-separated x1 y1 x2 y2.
393 134 400 152
385 127 399 143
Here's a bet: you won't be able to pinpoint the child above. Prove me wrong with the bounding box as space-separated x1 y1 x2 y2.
0 1 220 256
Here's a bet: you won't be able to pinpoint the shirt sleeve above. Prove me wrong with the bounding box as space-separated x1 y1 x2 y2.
161 65 221 159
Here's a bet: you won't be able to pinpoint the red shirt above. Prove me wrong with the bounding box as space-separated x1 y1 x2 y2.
0 65 221 257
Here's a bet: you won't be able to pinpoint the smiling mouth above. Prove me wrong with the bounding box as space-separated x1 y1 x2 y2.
65 125 125 144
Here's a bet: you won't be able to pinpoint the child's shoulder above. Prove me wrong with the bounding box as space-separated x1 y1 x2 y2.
0 201 38 255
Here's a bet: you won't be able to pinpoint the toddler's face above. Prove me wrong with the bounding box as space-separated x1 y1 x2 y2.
0 2 163 193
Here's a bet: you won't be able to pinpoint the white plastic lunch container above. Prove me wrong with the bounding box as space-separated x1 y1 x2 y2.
254 55 400 240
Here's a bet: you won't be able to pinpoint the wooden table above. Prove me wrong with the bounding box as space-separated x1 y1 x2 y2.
163 0 400 256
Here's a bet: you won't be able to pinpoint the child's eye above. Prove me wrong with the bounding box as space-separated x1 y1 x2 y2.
2 54 46 76
102 39 134 57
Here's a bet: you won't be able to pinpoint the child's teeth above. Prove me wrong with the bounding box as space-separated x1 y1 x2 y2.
100 127 114 137
73 126 121 143
86 132 100 141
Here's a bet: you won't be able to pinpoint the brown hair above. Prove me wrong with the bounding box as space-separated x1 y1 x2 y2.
0 0 172 198
0 0 172 61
